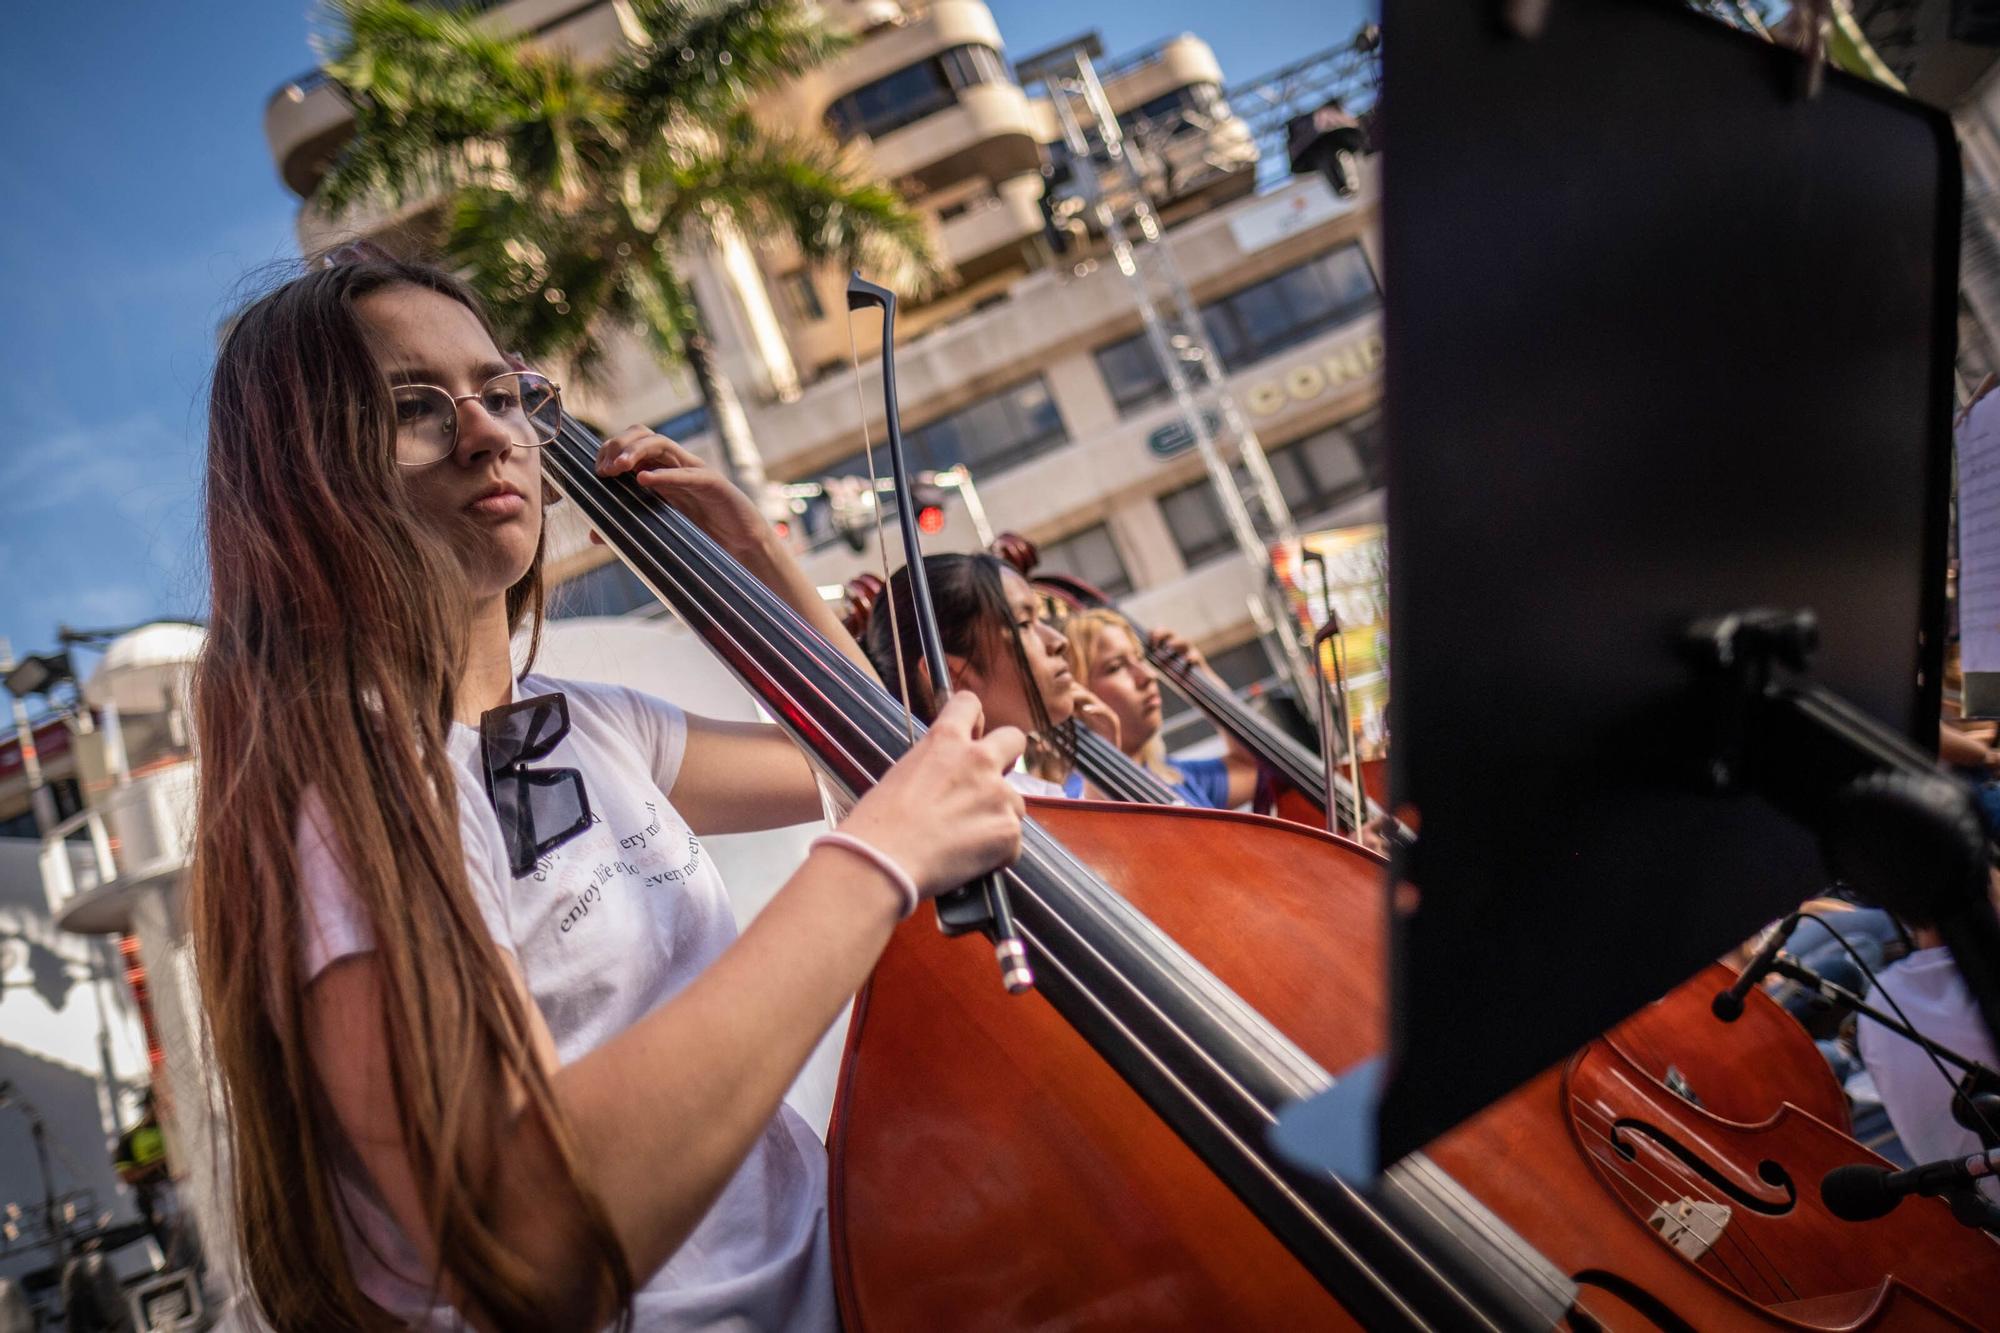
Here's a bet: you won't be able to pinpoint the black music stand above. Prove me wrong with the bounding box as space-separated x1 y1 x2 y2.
1274 0 1981 1178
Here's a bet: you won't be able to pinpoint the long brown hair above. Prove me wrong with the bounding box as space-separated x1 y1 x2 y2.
191 255 629 1329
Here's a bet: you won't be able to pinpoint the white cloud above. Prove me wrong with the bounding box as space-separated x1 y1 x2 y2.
0 408 205 639
0 410 192 517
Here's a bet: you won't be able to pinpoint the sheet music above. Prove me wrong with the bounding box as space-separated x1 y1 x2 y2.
1961 391 2000 674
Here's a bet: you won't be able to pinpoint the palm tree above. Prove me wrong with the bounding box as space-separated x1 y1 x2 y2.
314 0 941 493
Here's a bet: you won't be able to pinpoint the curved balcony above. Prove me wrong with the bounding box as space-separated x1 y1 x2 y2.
265 73 353 200
813 0 1005 103
42 764 195 935
871 81 1041 191
937 172 1043 278
1100 35 1227 111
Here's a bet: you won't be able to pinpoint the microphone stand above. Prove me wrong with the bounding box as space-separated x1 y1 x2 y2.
1769 957 1995 1081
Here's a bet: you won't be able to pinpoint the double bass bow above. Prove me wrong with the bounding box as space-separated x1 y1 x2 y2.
547 274 2000 1328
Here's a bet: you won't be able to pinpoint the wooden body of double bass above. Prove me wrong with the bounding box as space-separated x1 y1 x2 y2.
828 801 2000 1330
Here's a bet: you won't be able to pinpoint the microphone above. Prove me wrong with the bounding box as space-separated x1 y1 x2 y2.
1821 1148 2000 1221
1712 910 1802 1022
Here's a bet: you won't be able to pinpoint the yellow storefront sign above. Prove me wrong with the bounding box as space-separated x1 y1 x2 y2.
1244 332 1384 417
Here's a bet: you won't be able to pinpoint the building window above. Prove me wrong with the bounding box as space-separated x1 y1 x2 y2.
1118 83 1221 142
825 44 1009 142
1264 418 1374 525
1036 523 1135 598
0 777 83 841
1206 244 1379 367
551 560 658 620
1091 244 1382 414
653 404 711 442
905 376 1068 477
1158 638 1280 749
1094 333 1177 414
782 271 825 322
1158 477 1235 569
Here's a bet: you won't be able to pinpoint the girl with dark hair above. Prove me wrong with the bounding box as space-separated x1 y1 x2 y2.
191 254 1026 1331
860 553 1114 797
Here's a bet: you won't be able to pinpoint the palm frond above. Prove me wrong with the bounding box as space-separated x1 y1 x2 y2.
316 0 533 214
442 188 623 384
609 0 850 135
655 119 945 297
617 254 702 368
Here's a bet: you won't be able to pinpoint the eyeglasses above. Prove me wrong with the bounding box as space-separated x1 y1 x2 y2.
393 371 563 467
479 691 592 878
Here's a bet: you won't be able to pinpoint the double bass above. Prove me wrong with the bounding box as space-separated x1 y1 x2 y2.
545 274 2000 1328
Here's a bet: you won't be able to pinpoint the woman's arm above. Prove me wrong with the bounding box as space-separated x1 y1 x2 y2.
595 426 892 833
672 715 826 833
308 696 1024 1332
597 426 879 683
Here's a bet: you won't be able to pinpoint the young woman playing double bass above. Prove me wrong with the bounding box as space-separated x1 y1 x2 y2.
1062 609 1259 810
858 552 1122 798
189 255 1028 1331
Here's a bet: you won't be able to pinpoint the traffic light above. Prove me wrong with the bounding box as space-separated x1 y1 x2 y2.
912 476 948 535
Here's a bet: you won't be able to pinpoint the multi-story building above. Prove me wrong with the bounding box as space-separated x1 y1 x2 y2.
264 0 1383 740
0 633 190 1314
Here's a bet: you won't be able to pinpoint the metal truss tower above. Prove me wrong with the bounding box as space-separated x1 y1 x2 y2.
1018 37 1320 700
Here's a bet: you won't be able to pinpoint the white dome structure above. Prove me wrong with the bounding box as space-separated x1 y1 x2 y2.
81 621 205 714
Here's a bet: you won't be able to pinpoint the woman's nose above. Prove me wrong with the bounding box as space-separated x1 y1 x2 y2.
451 395 517 465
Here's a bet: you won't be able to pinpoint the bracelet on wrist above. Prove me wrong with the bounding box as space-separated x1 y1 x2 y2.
811 831 920 920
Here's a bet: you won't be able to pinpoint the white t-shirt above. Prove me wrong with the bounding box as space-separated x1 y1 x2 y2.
297 673 835 1331
1856 946 2000 1205
1007 769 1070 799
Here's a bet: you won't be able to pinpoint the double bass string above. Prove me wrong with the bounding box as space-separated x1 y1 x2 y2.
1561 1091 1798 1303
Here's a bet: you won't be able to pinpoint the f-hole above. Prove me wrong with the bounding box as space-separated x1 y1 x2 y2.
1609 1119 1797 1215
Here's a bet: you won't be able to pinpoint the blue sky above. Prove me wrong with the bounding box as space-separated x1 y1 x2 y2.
0 0 1367 674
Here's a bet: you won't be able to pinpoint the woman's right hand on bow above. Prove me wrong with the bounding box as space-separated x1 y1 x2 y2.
839 693 1027 898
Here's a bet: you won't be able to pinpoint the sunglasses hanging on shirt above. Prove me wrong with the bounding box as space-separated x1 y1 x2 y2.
479 691 593 877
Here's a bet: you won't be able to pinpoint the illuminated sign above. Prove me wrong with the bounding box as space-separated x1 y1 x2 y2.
1244 332 1384 417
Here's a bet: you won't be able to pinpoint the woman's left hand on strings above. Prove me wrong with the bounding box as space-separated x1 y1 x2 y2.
1072 685 1122 748
1148 627 1208 673
596 426 773 564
